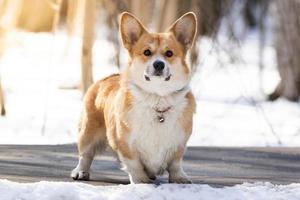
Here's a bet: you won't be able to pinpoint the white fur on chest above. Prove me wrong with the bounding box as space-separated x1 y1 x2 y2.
127 85 189 174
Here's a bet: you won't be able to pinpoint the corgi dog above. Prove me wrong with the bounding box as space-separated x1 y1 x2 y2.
71 11 197 184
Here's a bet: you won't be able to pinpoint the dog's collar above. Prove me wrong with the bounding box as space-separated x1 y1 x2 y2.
154 106 172 114
153 106 172 123
128 82 190 123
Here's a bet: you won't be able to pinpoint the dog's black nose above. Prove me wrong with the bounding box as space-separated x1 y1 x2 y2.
153 60 165 71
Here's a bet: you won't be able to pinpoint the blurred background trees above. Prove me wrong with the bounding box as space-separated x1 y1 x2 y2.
269 0 300 102
0 78 4 116
0 0 299 116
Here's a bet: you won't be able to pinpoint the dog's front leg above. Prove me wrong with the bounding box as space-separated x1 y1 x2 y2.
119 154 153 184
167 159 192 184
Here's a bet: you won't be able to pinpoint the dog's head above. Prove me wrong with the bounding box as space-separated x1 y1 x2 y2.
120 12 197 96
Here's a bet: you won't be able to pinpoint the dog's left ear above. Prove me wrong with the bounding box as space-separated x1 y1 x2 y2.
167 12 197 51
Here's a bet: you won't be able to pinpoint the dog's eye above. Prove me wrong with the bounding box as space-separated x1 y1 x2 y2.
165 50 173 57
143 49 152 56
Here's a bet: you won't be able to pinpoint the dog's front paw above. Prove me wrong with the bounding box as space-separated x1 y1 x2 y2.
169 174 192 184
71 169 90 181
130 174 154 184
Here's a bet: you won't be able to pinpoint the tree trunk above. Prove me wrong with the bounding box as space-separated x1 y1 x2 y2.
153 0 178 32
269 0 300 101
102 0 129 68
0 79 5 116
80 0 95 94
67 0 94 93
51 0 63 32
129 0 152 26
0 0 24 30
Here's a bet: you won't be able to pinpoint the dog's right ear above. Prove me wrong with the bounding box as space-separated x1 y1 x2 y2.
120 12 148 50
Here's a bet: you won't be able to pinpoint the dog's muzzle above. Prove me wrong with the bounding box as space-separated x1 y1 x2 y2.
144 60 171 81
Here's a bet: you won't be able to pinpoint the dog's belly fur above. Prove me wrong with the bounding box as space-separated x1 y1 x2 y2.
129 111 183 174
126 87 188 175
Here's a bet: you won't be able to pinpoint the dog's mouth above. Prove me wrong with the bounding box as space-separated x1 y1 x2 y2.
144 75 150 81
144 74 171 82
165 74 171 81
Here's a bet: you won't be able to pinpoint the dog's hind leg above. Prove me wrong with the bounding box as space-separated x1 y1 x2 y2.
71 112 107 181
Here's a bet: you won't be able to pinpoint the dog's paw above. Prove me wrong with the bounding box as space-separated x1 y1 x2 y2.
130 174 154 184
148 174 157 181
169 175 192 184
71 169 90 181
145 171 156 181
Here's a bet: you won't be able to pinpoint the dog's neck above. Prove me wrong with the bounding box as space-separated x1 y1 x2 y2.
127 80 190 110
120 70 190 111
129 81 189 97
129 79 189 96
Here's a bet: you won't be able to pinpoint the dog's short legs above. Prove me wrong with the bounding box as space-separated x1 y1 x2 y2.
167 159 192 184
119 155 153 184
145 169 156 181
71 113 107 181
71 142 96 181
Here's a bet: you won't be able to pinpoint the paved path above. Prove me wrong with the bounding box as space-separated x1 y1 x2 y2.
0 145 300 186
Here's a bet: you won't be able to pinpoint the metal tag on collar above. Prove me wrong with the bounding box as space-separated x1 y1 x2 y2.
158 116 165 123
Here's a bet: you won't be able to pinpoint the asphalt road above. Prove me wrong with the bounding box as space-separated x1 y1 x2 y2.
0 144 300 187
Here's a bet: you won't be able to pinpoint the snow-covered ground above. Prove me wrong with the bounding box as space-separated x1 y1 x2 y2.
1 180 300 200
0 29 299 146
189 35 300 146
0 18 300 200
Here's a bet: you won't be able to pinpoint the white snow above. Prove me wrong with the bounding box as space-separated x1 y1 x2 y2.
188 35 300 147
1 180 300 200
0 28 299 146
0 14 300 200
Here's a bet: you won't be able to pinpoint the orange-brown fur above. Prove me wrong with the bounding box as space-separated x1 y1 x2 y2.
72 11 197 184
78 73 196 158
180 92 196 138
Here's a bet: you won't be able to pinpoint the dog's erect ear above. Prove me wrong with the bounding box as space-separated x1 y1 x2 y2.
120 12 148 50
167 12 197 51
